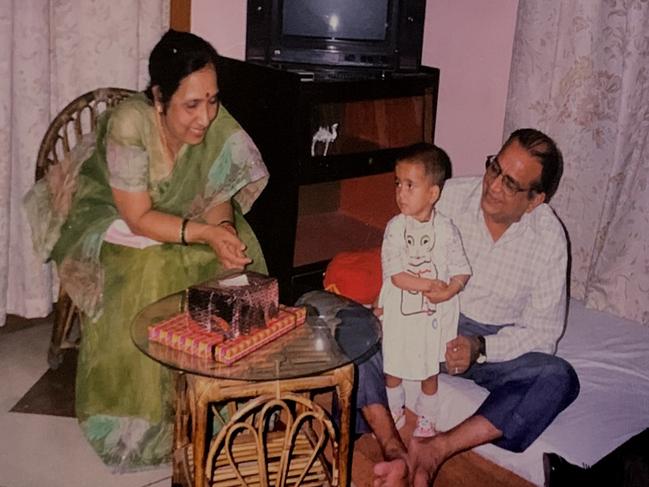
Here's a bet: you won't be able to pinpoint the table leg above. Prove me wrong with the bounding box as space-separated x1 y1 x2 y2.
192 387 209 487
172 372 189 486
336 363 355 487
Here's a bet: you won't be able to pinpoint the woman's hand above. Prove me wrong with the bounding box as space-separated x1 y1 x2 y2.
217 220 237 236
204 225 252 269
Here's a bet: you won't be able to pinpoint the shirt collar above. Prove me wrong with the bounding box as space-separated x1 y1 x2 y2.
472 187 539 244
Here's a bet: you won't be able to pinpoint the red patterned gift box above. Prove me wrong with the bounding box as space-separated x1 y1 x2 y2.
147 312 227 358
213 306 306 365
147 305 306 364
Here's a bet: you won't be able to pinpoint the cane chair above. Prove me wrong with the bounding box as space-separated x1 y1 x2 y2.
203 393 340 487
36 87 135 369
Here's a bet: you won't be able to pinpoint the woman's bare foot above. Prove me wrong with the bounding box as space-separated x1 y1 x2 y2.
372 457 409 487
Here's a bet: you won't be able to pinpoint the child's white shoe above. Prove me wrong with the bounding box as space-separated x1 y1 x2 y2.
413 391 439 437
413 415 436 437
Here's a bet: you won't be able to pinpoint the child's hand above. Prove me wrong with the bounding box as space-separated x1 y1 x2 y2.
371 297 383 318
424 279 451 304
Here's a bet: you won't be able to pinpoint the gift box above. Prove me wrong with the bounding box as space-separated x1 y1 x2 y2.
187 272 279 337
147 312 227 358
147 305 306 364
213 306 306 365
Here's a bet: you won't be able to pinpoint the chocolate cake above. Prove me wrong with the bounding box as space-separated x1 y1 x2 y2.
187 271 279 338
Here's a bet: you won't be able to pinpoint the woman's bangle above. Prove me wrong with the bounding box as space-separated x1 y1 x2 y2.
217 219 234 228
180 218 189 246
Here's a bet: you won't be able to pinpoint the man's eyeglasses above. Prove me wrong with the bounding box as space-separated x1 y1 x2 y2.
485 155 538 197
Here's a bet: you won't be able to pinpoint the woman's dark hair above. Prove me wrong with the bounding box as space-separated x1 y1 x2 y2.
397 142 452 189
503 128 564 202
144 29 219 106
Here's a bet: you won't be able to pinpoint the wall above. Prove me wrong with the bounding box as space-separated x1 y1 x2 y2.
192 0 518 176
192 0 246 59
422 0 518 175
338 0 519 226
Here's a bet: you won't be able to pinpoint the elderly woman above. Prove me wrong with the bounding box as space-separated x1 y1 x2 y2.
26 30 269 470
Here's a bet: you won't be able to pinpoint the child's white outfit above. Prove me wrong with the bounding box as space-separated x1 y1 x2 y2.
379 211 470 434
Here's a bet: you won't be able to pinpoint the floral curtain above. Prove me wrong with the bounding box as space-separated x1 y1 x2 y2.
504 0 649 324
0 1 168 326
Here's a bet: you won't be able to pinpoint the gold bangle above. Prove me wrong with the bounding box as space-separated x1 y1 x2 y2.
180 218 189 246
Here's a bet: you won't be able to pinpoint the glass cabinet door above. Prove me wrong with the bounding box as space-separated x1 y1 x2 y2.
309 91 435 157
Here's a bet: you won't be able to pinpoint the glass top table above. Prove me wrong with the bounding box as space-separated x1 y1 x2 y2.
131 291 381 382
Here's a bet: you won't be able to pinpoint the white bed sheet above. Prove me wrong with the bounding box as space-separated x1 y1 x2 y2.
403 298 649 486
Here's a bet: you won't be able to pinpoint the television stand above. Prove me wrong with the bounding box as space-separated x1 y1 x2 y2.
258 62 394 82
216 57 439 303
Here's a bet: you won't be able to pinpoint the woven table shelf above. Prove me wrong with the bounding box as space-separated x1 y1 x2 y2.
205 393 337 487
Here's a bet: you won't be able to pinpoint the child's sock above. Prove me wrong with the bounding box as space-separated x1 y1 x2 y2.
414 391 439 419
413 392 439 437
386 383 406 429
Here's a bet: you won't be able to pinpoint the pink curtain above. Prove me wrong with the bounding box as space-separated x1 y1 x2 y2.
504 0 649 324
0 0 168 326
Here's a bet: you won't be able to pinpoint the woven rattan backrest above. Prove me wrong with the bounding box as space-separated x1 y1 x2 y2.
205 393 339 486
35 87 135 181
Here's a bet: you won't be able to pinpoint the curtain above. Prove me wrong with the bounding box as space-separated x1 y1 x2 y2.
0 0 168 326
504 0 649 324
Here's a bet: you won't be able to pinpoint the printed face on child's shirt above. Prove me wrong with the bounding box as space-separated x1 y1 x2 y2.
394 161 439 222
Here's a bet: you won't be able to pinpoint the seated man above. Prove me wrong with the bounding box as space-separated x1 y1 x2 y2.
361 128 580 486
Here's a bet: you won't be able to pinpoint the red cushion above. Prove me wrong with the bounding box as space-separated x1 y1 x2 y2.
323 247 382 305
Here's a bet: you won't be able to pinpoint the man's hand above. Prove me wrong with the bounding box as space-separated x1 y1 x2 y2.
445 335 481 374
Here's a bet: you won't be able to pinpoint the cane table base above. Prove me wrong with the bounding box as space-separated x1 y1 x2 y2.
173 363 354 487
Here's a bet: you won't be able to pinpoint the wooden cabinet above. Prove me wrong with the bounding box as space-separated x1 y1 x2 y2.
216 57 439 302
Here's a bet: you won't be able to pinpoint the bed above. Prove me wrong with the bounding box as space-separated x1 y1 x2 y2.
403 297 649 486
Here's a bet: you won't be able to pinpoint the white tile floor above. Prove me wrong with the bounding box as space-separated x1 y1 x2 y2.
0 318 172 487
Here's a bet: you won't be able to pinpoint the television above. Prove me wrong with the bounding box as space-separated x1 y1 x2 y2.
246 0 426 74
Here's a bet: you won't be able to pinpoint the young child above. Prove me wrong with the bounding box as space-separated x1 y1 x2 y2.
379 143 471 437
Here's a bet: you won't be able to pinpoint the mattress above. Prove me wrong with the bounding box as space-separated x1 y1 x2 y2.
403 298 649 486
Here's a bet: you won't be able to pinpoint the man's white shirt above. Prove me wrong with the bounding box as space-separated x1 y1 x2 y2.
436 177 568 362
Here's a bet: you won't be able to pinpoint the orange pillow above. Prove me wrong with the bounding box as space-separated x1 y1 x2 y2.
324 247 382 305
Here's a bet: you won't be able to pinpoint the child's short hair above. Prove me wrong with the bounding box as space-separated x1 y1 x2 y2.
396 143 452 188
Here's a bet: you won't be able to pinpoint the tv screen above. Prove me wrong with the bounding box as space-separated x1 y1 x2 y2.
246 0 426 73
281 0 389 41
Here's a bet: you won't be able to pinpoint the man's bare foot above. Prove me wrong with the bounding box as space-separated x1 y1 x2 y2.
408 436 445 486
372 457 408 487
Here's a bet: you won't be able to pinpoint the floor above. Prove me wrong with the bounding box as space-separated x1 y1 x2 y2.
0 314 533 487
0 314 374 487
0 314 173 487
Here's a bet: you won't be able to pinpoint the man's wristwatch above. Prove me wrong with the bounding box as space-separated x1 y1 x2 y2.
476 335 487 364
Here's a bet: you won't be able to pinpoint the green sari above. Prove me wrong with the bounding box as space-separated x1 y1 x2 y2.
25 94 268 471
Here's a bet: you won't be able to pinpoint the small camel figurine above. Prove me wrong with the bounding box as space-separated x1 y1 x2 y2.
311 123 339 156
